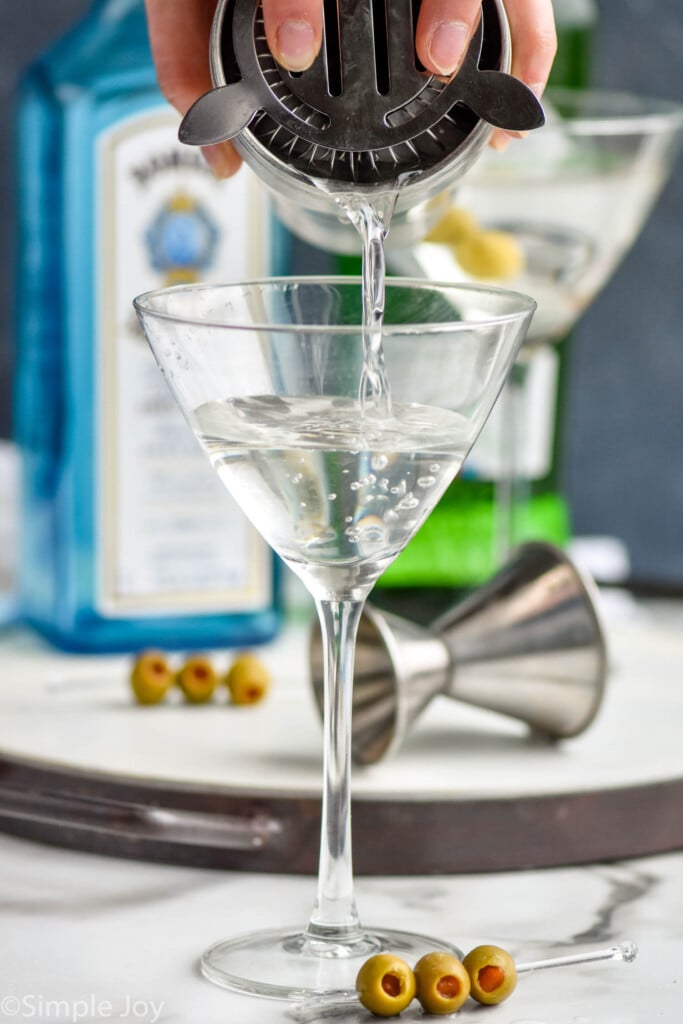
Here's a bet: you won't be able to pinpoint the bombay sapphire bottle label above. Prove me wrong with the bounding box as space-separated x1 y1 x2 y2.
96 108 273 616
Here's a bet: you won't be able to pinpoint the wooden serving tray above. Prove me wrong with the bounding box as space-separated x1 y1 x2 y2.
0 600 680 874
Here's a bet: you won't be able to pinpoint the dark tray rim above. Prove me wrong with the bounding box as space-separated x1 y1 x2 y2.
1 750 680 875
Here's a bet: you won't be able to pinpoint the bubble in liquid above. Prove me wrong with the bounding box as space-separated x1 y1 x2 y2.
327 492 337 501
350 481 361 491
305 527 338 549
356 516 388 555
396 493 419 511
417 476 436 489
430 463 440 472
371 454 388 471
292 473 303 484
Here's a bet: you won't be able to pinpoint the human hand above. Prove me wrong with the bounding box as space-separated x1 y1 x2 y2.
145 0 556 177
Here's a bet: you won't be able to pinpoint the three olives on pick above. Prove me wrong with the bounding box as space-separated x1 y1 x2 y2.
356 944 518 1016
356 954 416 1016
129 650 271 706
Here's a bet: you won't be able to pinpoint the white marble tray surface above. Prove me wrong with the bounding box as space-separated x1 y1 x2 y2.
0 597 680 800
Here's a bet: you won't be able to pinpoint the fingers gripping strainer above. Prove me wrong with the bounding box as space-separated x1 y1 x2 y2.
181 0 543 250
181 0 543 188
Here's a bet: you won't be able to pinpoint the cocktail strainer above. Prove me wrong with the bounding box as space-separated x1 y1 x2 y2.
180 0 545 250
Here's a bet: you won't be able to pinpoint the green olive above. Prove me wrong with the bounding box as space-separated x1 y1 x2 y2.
356 953 416 1016
176 655 218 704
225 653 271 705
130 650 173 705
414 951 470 1014
455 230 524 281
462 945 517 1005
424 206 479 246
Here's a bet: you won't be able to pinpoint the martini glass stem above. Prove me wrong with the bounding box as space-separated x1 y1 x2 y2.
306 597 365 942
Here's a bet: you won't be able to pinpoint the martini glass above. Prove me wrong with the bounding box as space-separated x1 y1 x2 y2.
134 277 535 999
405 89 683 557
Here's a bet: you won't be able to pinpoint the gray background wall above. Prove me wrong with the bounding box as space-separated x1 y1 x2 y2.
0 1 681 587
562 3 683 590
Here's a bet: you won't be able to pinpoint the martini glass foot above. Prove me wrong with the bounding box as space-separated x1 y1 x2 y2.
201 925 461 1000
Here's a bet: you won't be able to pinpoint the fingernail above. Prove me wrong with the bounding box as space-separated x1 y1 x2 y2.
202 143 240 179
276 19 317 70
428 21 470 76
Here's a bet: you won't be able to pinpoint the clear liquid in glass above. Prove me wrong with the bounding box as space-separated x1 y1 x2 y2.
195 396 469 596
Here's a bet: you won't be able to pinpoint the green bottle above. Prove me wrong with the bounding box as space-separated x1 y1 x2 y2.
370 0 598 609
548 0 597 89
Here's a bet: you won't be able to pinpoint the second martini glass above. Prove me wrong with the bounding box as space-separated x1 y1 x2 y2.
134 277 535 999
406 89 683 561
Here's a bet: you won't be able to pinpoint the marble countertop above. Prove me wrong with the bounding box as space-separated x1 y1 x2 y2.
1 830 681 1024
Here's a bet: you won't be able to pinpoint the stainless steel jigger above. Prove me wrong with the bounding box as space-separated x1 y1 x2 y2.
310 542 608 765
179 0 544 250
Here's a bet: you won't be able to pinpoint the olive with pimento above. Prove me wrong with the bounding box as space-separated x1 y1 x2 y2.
462 944 517 1005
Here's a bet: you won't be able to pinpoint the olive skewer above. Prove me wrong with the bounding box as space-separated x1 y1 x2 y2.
290 941 638 1021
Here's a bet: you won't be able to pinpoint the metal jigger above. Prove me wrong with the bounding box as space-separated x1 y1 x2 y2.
310 542 608 765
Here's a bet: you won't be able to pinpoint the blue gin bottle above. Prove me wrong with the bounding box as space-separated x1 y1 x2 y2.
15 0 284 652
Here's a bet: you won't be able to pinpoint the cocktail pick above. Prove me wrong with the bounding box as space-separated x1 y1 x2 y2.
310 541 607 765
516 940 638 973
